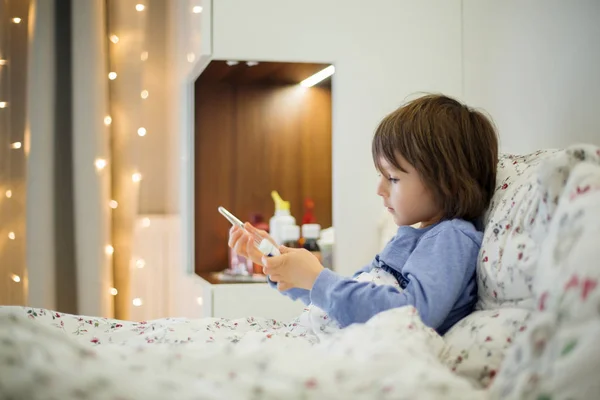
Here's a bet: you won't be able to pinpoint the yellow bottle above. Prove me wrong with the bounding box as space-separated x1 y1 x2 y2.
269 191 296 245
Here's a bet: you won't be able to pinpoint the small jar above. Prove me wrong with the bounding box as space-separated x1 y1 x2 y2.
281 225 301 248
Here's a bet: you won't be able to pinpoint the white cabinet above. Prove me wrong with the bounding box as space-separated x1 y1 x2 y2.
198 274 306 321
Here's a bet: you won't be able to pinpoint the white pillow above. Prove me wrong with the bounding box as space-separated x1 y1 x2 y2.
490 150 600 399
441 308 530 388
477 149 563 311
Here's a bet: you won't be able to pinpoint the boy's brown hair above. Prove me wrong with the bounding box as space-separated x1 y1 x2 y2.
372 94 498 222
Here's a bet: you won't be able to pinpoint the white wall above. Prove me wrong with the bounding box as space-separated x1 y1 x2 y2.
71 0 113 317
163 0 210 317
212 0 463 274
463 0 600 153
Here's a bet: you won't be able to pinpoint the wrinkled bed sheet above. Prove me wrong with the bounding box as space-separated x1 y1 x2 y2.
0 305 486 400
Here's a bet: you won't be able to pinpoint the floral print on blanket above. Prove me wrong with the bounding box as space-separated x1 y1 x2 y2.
17 306 309 346
0 306 485 400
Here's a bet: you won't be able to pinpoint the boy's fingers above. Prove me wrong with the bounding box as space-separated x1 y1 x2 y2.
246 236 265 265
263 254 286 271
228 228 243 247
245 223 277 246
244 223 261 235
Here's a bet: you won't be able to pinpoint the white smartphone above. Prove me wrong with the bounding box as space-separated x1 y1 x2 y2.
218 206 244 229
218 206 280 257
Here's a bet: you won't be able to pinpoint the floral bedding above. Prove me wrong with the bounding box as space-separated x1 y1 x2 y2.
0 305 484 400
2 145 599 399
489 155 600 399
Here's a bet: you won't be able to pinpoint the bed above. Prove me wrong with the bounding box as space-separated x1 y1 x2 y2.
1 144 600 399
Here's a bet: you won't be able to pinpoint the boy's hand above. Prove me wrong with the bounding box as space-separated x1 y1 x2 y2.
263 247 324 291
228 223 277 267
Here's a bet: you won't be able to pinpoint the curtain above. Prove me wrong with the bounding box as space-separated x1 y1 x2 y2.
0 0 31 307
2 0 200 320
0 0 113 317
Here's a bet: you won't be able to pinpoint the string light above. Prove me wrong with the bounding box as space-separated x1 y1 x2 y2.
105 245 114 255
137 127 146 137
140 90 148 99
187 53 195 63
8 232 15 240
131 172 142 182
141 218 151 227
109 200 118 209
11 274 21 283
132 298 143 306
109 35 119 44
110 288 118 295
135 259 145 269
0 59 6 65
197 297 203 306
135 4 145 11
192 6 203 13
5 190 12 198
95 158 107 171
0 102 7 108
140 51 148 61
104 116 112 126
12 18 21 24
108 72 117 80
10 142 22 149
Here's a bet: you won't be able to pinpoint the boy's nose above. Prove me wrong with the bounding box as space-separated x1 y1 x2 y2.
376 179 387 198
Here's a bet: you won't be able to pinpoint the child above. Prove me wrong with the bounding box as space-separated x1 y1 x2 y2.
229 94 498 335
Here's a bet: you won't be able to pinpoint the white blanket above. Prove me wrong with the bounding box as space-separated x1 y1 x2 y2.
0 305 485 400
288 266 404 339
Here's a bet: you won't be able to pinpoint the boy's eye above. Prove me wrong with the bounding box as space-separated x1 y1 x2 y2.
387 177 399 184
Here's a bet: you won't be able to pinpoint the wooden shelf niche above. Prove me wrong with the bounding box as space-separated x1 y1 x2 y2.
194 60 333 274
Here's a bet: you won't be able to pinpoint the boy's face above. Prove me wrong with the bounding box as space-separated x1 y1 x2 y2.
376 156 442 227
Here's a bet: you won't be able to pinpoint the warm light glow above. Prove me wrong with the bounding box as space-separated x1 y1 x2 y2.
140 90 149 99
10 142 22 149
110 287 118 295
141 217 151 227
197 297 203 306
110 35 119 44
192 6 203 13
95 158 107 170
135 4 145 11
135 259 146 269
5 190 12 198
0 60 6 66
141 51 148 61
300 65 335 87
12 18 21 24
11 274 21 283
137 127 147 137
105 245 114 255
108 72 117 80
132 172 142 182
187 52 195 63
104 116 112 126
8 232 15 240
109 200 118 209
132 298 143 306
0 102 7 108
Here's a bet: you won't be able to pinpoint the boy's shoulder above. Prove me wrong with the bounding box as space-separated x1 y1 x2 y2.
421 219 483 246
